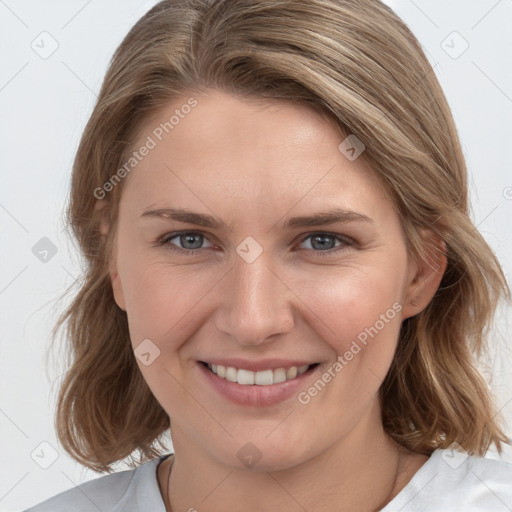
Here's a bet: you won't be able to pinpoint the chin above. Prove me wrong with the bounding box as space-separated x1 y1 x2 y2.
209 435 313 473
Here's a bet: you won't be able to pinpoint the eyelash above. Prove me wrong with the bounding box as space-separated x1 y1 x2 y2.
156 231 354 257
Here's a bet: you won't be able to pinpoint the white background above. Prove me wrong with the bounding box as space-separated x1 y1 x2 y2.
1 1 511 510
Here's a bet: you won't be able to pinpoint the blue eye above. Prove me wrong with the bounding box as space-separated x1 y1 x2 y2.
157 231 352 257
298 233 348 252
159 232 213 255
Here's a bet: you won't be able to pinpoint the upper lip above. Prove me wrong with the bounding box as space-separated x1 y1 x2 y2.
199 358 318 372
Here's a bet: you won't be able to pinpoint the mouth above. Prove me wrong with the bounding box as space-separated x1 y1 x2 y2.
198 359 323 406
199 361 321 386
199 361 320 386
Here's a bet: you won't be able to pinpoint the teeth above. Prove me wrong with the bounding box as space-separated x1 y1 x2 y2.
206 363 312 385
286 366 298 379
254 369 273 385
238 369 255 385
226 366 237 383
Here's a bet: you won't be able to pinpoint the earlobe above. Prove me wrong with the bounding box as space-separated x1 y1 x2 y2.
401 232 448 320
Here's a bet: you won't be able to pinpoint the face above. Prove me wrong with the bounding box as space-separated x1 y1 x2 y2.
105 90 433 471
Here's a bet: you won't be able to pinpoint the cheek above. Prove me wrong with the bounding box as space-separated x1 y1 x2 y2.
300 264 405 380
119 256 217 352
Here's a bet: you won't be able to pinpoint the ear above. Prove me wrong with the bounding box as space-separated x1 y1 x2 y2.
95 199 127 311
401 229 447 320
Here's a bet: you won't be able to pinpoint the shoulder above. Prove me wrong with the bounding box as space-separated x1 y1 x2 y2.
383 449 512 511
23 456 169 512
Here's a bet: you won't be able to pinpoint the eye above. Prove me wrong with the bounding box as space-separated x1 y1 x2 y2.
157 230 353 257
159 231 214 255
296 232 352 256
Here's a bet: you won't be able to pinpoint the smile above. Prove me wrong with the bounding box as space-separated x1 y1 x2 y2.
197 358 323 406
203 362 318 386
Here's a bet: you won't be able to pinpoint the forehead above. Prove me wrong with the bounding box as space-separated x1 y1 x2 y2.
120 90 390 223
135 90 343 159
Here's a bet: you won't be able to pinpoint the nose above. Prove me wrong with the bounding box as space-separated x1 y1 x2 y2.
214 250 296 346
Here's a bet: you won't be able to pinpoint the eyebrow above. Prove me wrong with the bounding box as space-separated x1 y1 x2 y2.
140 207 373 231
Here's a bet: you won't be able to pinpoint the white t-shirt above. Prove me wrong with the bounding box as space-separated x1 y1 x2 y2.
24 449 512 511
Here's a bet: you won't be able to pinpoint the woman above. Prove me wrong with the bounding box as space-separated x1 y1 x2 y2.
25 0 511 510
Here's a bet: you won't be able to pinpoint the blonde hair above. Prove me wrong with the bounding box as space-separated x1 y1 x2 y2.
53 0 510 472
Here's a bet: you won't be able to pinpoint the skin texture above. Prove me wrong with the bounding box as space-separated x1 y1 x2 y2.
99 90 446 511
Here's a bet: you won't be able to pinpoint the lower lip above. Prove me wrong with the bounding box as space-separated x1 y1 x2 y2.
197 362 322 406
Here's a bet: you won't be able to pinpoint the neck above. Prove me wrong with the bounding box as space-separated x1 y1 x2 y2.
162 400 421 512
